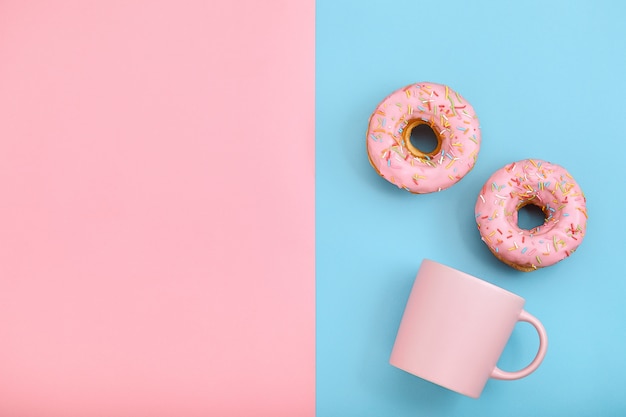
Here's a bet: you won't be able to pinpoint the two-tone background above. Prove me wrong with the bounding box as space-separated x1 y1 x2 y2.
1 0 625 415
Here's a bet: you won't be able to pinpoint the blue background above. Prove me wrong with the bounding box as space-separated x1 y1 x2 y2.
316 0 626 415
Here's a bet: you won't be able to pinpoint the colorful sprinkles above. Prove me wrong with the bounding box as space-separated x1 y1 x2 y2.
366 82 481 193
474 159 587 271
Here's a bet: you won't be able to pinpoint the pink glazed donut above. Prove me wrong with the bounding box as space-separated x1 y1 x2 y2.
366 82 481 193
475 159 587 272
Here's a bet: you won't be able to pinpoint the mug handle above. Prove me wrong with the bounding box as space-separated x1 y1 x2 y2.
490 309 548 380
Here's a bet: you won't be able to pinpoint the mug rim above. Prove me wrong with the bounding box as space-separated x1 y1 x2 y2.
421 259 525 303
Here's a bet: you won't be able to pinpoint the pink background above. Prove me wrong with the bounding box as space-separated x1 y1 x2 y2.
0 1 315 416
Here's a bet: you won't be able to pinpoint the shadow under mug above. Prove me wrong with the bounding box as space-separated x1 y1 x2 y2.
389 259 548 398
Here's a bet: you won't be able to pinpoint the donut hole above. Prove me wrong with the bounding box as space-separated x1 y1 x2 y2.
404 121 441 157
408 124 439 154
517 204 546 230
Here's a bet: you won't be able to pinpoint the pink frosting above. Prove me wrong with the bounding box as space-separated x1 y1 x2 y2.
475 159 588 270
366 82 481 193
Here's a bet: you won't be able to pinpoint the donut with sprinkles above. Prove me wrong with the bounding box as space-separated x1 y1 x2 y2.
366 82 481 193
475 159 587 271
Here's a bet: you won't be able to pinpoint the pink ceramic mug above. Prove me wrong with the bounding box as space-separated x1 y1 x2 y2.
389 259 548 398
